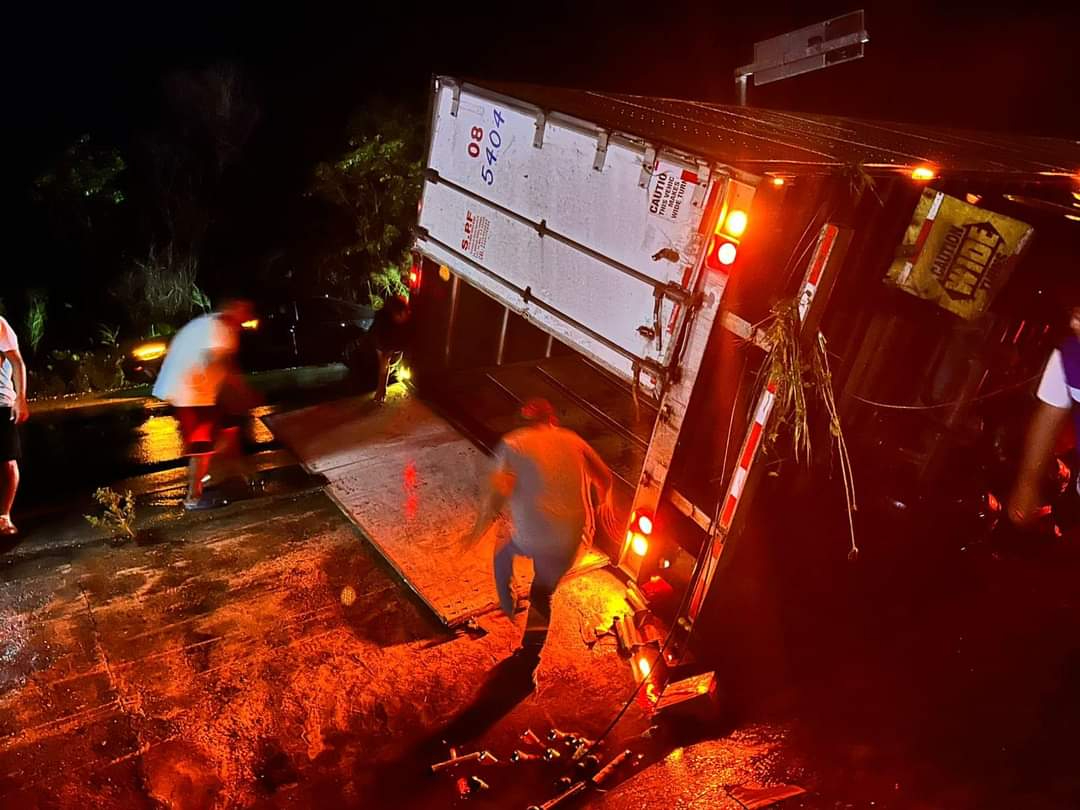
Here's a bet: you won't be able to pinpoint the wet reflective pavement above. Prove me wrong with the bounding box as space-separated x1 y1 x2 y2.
17 366 350 514
0 487 693 809
3 384 1080 808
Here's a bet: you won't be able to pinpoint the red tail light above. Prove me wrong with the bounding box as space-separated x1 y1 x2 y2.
704 179 754 272
632 511 653 535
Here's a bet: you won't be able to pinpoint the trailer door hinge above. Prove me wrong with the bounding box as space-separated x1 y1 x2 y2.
686 232 707 265
660 281 692 306
593 130 609 172
639 146 657 188
690 162 710 207
533 111 547 149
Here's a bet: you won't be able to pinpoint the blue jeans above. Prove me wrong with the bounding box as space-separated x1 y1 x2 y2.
493 538 577 649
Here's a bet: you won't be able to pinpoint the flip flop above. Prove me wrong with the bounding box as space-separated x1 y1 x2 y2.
183 493 229 512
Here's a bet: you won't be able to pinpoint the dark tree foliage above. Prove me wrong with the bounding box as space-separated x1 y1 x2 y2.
304 102 424 307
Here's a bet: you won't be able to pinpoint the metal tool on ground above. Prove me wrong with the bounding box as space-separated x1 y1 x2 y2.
546 728 575 744
526 779 588 810
591 749 633 785
570 740 591 762
546 729 596 752
574 753 602 774
430 750 497 773
526 749 634 810
521 729 545 749
467 776 491 793
510 749 542 763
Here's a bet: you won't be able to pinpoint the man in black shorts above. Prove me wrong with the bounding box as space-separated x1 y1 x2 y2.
0 315 29 536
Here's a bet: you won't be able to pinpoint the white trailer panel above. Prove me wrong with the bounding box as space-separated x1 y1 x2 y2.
416 78 713 387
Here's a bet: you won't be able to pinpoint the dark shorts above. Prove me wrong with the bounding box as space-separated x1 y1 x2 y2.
0 408 20 462
174 406 245 456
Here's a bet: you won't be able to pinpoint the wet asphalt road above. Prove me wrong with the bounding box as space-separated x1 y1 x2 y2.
4 367 1080 807
15 372 359 517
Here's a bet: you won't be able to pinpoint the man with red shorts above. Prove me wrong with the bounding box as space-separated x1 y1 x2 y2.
153 299 259 510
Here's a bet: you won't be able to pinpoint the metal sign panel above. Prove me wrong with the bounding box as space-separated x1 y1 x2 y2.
737 10 869 87
885 190 1034 320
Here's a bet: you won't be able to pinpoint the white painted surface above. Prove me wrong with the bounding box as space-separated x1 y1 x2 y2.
418 79 711 387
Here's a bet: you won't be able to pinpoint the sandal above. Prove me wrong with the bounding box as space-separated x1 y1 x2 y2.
183 493 229 512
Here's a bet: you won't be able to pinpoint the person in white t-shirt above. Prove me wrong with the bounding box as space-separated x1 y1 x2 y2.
153 299 258 510
0 316 29 536
1009 306 1080 526
461 398 617 671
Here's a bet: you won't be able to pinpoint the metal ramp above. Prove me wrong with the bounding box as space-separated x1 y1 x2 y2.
265 394 605 627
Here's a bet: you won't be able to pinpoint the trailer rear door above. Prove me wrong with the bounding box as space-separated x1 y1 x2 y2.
416 77 713 391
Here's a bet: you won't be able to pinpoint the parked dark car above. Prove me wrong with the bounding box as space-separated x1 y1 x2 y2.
245 295 375 371
123 296 377 383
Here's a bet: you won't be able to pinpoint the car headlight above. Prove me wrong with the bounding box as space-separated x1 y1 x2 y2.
132 341 168 362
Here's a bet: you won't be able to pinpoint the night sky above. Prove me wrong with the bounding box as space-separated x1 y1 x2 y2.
6 1 1079 284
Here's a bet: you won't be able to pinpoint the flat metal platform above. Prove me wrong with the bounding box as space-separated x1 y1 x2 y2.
266 393 606 628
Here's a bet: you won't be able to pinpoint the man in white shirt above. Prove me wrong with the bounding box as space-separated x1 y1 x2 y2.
0 316 29 536
153 299 258 510
461 398 617 671
1009 306 1080 526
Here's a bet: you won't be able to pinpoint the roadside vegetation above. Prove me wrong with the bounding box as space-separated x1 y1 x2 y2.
17 67 423 397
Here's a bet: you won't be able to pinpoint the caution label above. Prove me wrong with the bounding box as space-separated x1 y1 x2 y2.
648 162 697 224
885 190 1034 320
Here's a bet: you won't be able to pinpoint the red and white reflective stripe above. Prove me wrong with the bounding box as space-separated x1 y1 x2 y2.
798 224 839 322
719 381 775 531
897 192 945 286
687 379 776 620
688 220 843 624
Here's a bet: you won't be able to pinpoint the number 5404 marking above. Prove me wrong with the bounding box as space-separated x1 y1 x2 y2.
465 108 505 186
